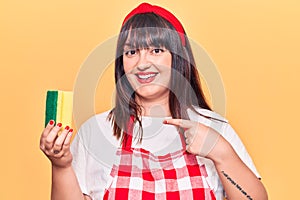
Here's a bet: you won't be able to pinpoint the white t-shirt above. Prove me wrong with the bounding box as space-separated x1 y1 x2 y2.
70 108 260 200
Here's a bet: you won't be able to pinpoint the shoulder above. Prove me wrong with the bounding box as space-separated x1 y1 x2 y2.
187 106 228 123
187 106 229 133
77 110 113 138
74 110 119 148
79 110 111 130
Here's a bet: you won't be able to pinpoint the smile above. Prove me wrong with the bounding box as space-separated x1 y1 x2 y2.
135 72 158 84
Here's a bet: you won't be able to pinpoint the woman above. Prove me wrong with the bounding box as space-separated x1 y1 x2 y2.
40 3 268 200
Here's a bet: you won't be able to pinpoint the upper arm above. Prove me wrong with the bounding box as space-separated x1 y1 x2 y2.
222 123 261 178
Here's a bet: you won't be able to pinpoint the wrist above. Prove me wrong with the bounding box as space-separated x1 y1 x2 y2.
52 163 73 172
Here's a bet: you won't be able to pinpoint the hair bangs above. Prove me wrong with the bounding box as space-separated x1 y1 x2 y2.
125 27 172 50
118 13 180 52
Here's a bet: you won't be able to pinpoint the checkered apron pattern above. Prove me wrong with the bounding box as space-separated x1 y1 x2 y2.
103 117 216 200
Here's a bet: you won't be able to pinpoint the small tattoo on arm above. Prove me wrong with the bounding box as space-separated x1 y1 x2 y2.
221 171 253 200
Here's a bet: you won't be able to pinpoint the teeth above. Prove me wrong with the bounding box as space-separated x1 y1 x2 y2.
137 73 156 79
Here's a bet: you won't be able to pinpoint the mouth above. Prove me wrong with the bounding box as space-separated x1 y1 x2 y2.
135 72 158 84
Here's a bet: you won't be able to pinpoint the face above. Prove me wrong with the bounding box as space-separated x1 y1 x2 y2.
123 44 172 101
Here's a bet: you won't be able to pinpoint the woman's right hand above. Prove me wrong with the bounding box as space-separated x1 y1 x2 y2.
40 120 74 168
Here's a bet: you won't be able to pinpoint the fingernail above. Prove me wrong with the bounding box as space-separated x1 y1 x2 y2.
65 126 70 130
57 123 62 127
69 129 73 133
163 120 168 124
49 120 54 125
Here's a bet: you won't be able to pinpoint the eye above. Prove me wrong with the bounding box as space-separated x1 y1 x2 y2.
124 49 138 57
151 48 165 55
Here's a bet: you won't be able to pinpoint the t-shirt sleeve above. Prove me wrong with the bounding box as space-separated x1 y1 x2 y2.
70 113 119 200
222 123 261 178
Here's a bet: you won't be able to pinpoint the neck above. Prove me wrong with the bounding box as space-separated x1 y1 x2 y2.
135 93 171 117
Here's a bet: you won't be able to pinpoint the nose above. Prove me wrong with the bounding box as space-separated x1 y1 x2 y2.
136 49 151 71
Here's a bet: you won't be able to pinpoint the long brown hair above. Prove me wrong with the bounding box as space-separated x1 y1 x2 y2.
108 13 211 143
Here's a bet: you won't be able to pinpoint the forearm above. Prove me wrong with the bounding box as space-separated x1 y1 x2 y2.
51 165 85 200
211 140 268 200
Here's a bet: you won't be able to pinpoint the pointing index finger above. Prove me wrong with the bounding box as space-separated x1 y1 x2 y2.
163 118 195 128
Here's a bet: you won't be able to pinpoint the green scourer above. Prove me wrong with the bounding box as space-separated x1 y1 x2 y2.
45 90 73 127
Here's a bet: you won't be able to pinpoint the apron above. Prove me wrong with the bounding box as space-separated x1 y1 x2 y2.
103 117 216 200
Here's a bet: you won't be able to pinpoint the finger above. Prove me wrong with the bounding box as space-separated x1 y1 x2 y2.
61 129 73 151
64 129 73 146
163 118 196 128
41 120 55 138
44 122 63 150
184 130 194 139
185 137 191 146
50 129 73 158
40 120 56 151
185 134 194 145
52 126 71 152
51 149 65 158
184 129 199 146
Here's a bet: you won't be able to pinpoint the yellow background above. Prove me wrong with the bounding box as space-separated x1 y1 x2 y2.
1 0 299 199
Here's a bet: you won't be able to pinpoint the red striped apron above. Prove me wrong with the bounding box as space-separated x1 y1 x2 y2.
103 117 216 200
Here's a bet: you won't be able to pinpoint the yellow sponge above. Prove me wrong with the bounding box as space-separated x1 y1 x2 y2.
45 90 73 127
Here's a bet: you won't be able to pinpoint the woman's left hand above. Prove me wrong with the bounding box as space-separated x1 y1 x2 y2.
164 119 269 200
163 119 222 158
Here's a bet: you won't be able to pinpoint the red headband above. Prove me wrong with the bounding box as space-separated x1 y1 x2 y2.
122 3 186 46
